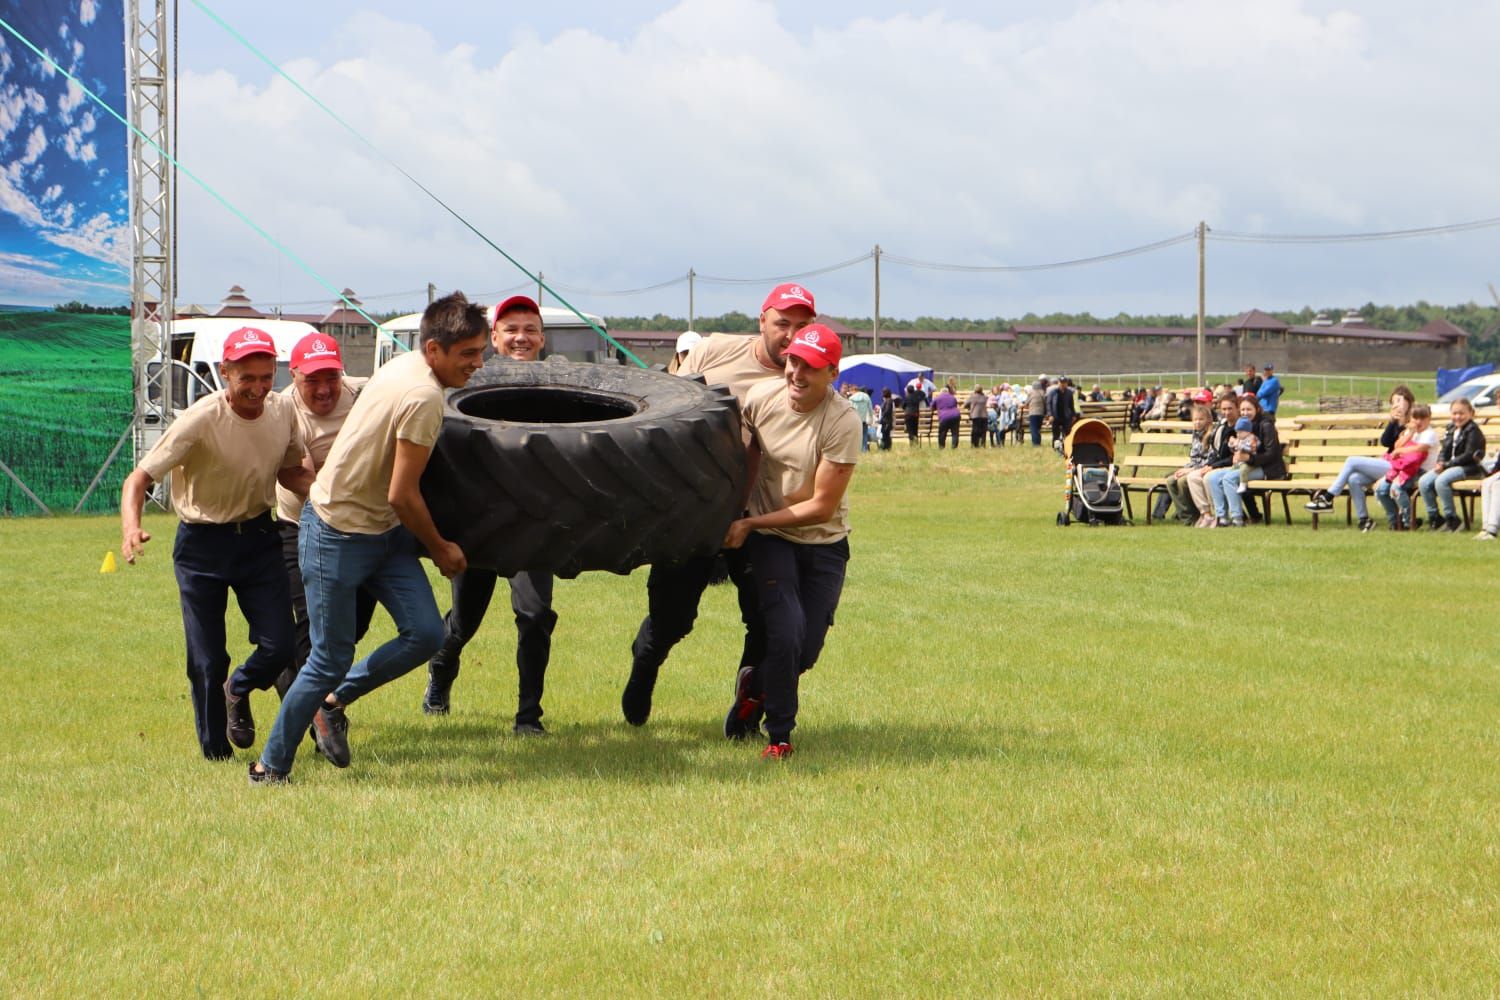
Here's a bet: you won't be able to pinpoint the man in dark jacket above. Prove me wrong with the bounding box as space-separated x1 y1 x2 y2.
903 383 924 446
1417 399 1487 531
879 388 896 450
1049 377 1077 451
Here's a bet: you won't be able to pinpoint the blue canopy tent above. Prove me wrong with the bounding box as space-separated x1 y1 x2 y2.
834 353 935 398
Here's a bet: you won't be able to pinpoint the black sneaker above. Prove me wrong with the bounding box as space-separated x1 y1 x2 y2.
620 666 657 727
311 703 351 768
273 668 297 701
423 661 458 715
513 720 547 737
1304 491 1334 512
247 761 289 785
1444 515 1463 532
1427 517 1445 531
224 680 255 749
724 665 762 741
1358 517 1375 533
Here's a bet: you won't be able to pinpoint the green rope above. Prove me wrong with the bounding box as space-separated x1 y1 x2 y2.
189 0 647 368
0 13 410 353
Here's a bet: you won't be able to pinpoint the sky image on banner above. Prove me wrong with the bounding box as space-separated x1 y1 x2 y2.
0 0 131 516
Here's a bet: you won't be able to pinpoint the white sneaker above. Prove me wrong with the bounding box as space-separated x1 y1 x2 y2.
1475 530 1496 541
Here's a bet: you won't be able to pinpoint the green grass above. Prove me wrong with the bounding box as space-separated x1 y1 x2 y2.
1 449 1496 994
0 310 132 516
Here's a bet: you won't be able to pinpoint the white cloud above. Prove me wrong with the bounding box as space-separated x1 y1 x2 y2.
21 125 46 165
22 88 45 113
59 21 69 41
71 40 84 65
41 184 62 204
43 210 129 266
53 202 75 227
38 49 56 77
80 0 98 26
170 1 1500 315
58 78 83 116
77 141 95 163
0 166 47 227
0 84 23 141
79 109 95 133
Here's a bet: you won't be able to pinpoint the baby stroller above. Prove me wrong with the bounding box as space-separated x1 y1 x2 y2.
1056 418 1125 526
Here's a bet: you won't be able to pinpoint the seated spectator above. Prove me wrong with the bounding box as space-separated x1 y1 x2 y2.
1190 394 1240 526
1418 398 1488 531
1089 384 1105 402
1304 402 1435 532
1203 395 1284 526
1165 403 1214 524
1474 453 1500 541
1144 388 1170 422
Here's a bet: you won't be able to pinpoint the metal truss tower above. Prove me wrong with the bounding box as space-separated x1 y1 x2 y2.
126 0 173 473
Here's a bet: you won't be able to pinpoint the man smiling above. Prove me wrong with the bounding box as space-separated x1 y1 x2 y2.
423 295 564 735
119 327 312 760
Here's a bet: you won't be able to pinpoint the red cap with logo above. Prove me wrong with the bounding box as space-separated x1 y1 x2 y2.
492 295 541 326
761 283 816 316
785 323 842 369
222 326 277 362
291 332 344 374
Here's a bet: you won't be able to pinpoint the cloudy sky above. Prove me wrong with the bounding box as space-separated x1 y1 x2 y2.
3 1 1498 319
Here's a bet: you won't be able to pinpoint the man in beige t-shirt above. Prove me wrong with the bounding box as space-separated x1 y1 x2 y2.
253 292 489 783
119 326 312 761
621 283 817 727
722 323 860 758
272 333 375 697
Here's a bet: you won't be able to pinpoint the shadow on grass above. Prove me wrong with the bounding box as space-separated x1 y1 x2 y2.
341 714 1088 788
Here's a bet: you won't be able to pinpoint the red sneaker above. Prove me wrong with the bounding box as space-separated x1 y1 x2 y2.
760 742 794 760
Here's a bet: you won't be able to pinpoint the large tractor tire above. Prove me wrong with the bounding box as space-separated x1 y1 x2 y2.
421 358 746 579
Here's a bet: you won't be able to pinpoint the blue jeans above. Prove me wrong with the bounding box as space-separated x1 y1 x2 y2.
1374 478 1414 525
260 508 445 774
1028 415 1043 446
1418 466 1473 520
1205 465 1265 520
1328 455 1391 521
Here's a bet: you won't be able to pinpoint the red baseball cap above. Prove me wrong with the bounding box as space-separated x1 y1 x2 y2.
761 283 816 316
492 295 541 325
784 323 842 369
222 326 276 362
290 332 344 374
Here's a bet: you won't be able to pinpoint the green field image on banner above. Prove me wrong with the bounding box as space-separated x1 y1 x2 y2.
0 311 131 514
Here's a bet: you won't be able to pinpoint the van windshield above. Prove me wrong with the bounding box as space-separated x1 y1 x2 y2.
1437 381 1496 404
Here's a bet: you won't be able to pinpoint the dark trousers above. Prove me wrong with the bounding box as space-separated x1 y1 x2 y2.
278 519 377 678
970 419 987 447
628 547 761 690
431 568 556 726
938 417 960 448
880 424 893 450
1053 417 1073 447
743 533 849 744
904 414 919 445
172 514 295 758
1028 414 1043 445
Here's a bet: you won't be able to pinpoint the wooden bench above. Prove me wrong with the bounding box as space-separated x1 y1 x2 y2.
1115 425 1197 523
1080 399 1131 435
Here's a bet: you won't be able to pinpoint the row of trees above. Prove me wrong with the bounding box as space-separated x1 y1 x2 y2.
607 301 1500 364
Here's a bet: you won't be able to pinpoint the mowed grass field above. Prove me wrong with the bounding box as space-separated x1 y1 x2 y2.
0 445 1495 995
0 310 132 516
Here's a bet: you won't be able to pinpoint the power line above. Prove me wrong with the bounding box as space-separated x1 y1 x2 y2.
547 274 690 297
696 252 874 286
1210 216 1500 244
882 232 1198 273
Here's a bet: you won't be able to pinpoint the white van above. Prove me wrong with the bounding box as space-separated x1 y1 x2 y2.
375 306 619 368
139 317 321 450
1435 372 1500 412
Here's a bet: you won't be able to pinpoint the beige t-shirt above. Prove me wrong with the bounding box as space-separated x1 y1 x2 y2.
310 351 443 534
742 379 861 544
679 333 784 405
137 391 304 524
275 376 369 524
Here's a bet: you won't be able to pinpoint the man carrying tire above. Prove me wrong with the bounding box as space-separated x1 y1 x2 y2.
272 333 377 698
423 295 562 736
119 327 312 760
249 292 486 783
620 282 817 726
722 324 860 758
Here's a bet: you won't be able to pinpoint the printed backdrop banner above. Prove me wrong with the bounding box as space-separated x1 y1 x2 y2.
0 0 131 515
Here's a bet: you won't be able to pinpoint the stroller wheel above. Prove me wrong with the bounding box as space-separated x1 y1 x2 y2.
1056 511 1070 527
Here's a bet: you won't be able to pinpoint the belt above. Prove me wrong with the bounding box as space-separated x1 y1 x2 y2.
184 511 274 534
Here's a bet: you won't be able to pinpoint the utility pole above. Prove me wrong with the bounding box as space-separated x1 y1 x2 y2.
688 268 696 331
873 244 882 354
1195 221 1206 387
427 282 435 305
536 271 544 307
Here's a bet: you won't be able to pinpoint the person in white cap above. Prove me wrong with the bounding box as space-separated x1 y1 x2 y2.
119 326 312 760
668 329 702 374
271 333 375 697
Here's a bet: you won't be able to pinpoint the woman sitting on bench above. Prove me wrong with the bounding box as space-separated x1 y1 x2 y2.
1203 394 1285 527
